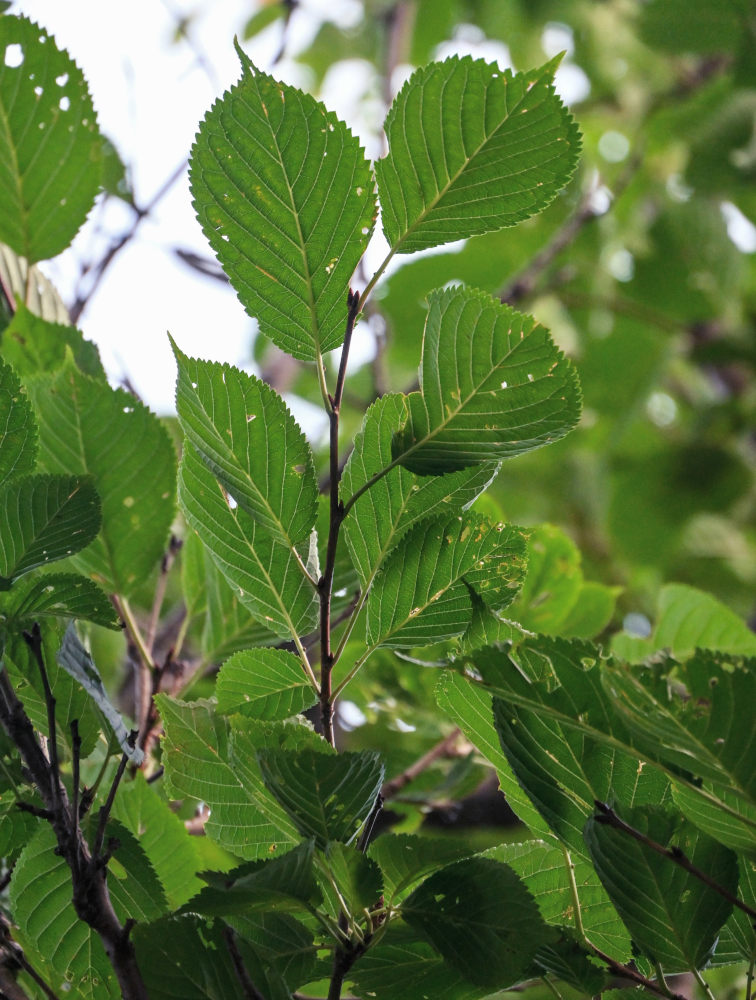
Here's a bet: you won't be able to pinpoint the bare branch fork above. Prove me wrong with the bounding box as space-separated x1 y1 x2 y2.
0 625 148 1000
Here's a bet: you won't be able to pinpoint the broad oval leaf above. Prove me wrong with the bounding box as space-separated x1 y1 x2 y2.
0 15 102 262
402 856 554 988
0 473 100 586
342 392 498 588
24 360 176 597
585 805 738 972
257 747 384 848
179 446 317 639
365 514 527 648
172 341 317 548
2 302 105 379
190 42 376 361
393 286 582 474
216 647 316 720
0 353 36 482
376 55 580 253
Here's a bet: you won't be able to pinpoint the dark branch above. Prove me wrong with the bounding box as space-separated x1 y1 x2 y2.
222 926 266 1000
594 801 756 921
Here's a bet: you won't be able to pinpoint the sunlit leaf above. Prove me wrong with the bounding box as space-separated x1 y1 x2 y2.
216 647 316 720
376 55 579 253
190 42 375 360
0 353 36 482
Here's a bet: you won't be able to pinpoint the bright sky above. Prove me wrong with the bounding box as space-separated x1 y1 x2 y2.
11 0 379 414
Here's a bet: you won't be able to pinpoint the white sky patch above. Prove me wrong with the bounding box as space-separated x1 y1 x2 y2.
542 22 575 58
721 201 756 253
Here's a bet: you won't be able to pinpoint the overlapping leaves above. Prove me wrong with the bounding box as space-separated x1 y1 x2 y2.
392 286 582 474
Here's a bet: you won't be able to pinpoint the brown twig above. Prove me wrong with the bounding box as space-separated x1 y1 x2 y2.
22 626 59 809
222 926 266 1000
0 667 147 999
319 289 361 747
594 801 756 920
146 535 182 656
382 728 463 800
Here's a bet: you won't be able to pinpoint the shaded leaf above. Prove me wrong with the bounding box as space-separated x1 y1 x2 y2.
366 513 527 648
216 647 316 720
179 446 317 639
341 392 498 588
2 572 120 629
57 624 143 764
102 818 168 923
0 473 100 586
157 695 312 860
257 747 384 848
376 55 580 253
10 825 119 998
172 342 317 548
320 841 382 920
25 360 176 597
1 302 104 378
402 856 554 988
190 43 375 361
0 15 102 262
186 840 319 917
392 286 581 474
368 832 475 904
111 772 205 908
585 805 738 972
0 353 36 482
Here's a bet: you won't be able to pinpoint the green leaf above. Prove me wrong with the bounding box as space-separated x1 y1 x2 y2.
172 342 318 549
613 583 756 661
25 360 176 597
1 571 119 629
671 781 756 858
341 393 498 588
436 670 551 836
602 651 756 805
320 841 382 921
181 529 278 663
133 915 251 1000
1 302 105 378
190 42 376 361
0 15 102 262
179 446 318 639
402 856 554 988
488 839 632 962
10 825 119 998
257 747 384 848
0 353 36 482
368 832 475 904
186 840 320 917
102 818 168 923
111 772 205 908
639 0 745 54
0 473 100 586
350 924 492 1000
225 911 316 993
2 621 101 757
721 854 756 962
376 55 580 253
585 805 738 972
365 513 527 648
0 791 39 862
392 286 581 474
216 647 316 720
157 695 309 860
508 524 619 638
56 623 143 764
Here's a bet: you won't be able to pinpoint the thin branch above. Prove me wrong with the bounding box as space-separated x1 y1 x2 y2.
319 289 361 747
222 926 266 1000
69 159 187 324
594 801 756 920
113 596 154 750
691 967 717 1000
21 626 59 809
70 720 81 872
93 749 132 860
382 728 462 800
145 535 182 655
0 914 61 1000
